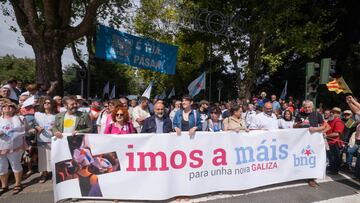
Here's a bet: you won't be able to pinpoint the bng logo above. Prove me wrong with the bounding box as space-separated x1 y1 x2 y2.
293 145 316 168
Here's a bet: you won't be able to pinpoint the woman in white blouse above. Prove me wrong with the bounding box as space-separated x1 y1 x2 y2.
278 110 294 129
0 101 27 195
34 96 56 183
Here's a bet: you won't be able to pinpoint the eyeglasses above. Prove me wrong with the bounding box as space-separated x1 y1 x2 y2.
116 113 124 117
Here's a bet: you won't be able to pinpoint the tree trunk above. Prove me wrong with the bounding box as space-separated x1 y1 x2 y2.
238 79 253 99
33 44 64 96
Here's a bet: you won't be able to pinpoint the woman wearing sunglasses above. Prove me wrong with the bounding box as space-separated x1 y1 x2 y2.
34 96 56 183
206 107 224 132
0 101 27 195
104 105 136 134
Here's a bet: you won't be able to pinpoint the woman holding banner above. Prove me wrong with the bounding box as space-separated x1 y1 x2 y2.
206 107 224 132
173 95 201 137
223 105 248 132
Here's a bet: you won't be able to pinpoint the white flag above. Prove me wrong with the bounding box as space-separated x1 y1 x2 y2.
110 85 116 99
280 80 288 100
103 81 110 97
168 88 175 98
159 90 167 100
142 81 153 99
188 72 206 97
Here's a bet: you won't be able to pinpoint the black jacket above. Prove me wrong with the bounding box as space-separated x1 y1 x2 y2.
141 115 172 133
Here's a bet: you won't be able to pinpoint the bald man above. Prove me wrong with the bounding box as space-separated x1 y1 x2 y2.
141 102 172 133
249 102 279 130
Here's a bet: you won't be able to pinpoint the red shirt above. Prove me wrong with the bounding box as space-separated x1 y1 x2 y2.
326 117 345 146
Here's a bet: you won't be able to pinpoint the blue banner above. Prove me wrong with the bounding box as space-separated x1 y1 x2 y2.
95 25 178 75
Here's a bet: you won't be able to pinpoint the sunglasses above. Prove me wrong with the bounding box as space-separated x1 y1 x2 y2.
44 102 51 104
116 113 124 117
104 105 109 108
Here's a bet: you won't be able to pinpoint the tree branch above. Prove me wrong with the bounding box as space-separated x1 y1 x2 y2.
71 42 87 70
9 0 27 31
58 0 72 28
65 0 107 43
23 0 41 38
42 0 57 29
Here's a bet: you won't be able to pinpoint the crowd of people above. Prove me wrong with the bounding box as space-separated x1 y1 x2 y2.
0 79 360 197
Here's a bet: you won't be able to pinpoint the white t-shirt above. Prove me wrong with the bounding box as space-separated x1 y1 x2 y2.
63 113 77 133
249 112 279 130
0 115 26 151
96 110 109 134
34 112 55 142
278 119 294 129
132 106 150 128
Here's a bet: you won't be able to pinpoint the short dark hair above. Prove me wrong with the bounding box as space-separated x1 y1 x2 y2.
210 107 221 115
138 96 149 103
62 95 77 105
182 95 193 101
230 104 242 115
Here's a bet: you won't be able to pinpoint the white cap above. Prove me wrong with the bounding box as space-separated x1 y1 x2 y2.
22 96 35 108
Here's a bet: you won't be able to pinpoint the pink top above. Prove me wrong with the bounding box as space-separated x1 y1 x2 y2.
104 121 136 134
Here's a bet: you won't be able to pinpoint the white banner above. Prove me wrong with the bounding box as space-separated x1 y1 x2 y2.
51 128 326 202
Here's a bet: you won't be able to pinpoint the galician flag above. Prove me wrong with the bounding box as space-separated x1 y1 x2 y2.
102 81 110 97
109 85 116 99
159 90 167 100
326 76 352 94
142 81 153 99
280 80 288 100
188 72 206 97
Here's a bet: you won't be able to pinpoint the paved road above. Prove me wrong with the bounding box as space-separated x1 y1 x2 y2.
1 172 360 203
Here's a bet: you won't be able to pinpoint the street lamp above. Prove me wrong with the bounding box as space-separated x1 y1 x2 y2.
216 80 224 101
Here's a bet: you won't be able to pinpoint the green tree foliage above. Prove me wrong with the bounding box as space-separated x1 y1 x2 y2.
131 0 337 100
0 55 35 84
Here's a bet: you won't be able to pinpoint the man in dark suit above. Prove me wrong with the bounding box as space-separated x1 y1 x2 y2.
52 96 92 138
141 101 172 133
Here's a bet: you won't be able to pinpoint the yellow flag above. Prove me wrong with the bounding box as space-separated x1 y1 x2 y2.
326 76 352 94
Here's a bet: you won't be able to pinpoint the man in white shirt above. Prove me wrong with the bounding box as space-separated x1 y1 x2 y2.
244 104 257 128
132 96 151 133
249 102 279 130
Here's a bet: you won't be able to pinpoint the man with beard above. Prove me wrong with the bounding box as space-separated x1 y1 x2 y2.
52 96 92 139
141 101 172 133
324 109 331 122
325 107 345 174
